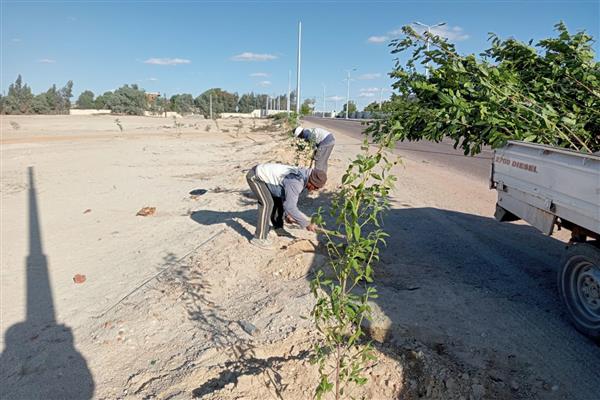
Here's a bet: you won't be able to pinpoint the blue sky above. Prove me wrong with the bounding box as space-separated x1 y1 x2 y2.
2 0 598 110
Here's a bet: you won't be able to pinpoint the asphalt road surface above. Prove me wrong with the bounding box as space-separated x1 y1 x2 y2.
304 117 493 182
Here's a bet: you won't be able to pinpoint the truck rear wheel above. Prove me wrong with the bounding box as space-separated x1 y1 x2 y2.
558 242 600 341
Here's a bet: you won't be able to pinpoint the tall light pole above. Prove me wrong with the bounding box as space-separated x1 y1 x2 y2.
322 84 326 118
413 21 445 79
295 21 302 114
345 67 357 119
287 69 291 114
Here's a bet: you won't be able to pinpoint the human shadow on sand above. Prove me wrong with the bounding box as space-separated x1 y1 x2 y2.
0 167 94 399
189 209 256 240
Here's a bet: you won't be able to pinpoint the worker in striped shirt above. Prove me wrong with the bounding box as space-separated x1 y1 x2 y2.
246 163 327 249
293 126 335 172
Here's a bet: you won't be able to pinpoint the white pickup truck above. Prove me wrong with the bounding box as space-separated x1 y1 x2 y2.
491 141 600 340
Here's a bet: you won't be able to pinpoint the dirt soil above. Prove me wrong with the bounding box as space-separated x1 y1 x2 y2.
1 114 598 400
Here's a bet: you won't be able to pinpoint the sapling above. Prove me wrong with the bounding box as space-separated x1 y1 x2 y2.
310 135 397 399
114 118 123 133
172 116 183 137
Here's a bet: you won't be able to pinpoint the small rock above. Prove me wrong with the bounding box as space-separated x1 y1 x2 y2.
83 209 92 214
472 384 485 399
238 320 259 336
73 274 86 284
136 206 156 216
551 384 559 392
510 379 519 391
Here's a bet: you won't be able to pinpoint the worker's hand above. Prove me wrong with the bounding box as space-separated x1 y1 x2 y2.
285 215 298 224
307 223 318 232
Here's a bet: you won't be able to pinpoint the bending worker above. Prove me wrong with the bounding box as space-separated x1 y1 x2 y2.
246 163 327 249
293 126 335 172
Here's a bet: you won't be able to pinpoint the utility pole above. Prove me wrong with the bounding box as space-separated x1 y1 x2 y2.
345 67 356 119
379 88 384 109
287 70 291 114
413 21 446 78
295 21 302 114
209 93 213 120
322 85 326 118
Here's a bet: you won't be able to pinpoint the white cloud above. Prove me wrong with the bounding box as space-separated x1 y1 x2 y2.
328 95 344 101
359 92 376 98
404 24 469 41
388 24 469 42
148 77 158 81
367 35 388 44
250 72 269 77
38 58 56 64
231 52 277 62
358 73 381 80
258 80 272 87
11 38 22 43
360 87 380 93
143 57 191 65
421 25 469 41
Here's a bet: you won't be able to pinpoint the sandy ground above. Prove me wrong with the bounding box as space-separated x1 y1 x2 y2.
1 114 598 399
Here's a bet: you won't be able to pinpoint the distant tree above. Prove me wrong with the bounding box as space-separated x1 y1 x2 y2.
30 93 52 114
339 100 357 116
300 98 315 116
194 88 238 117
76 90 95 109
238 92 257 113
59 80 73 112
4 75 34 114
106 84 146 115
94 91 113 109
170 93 195 114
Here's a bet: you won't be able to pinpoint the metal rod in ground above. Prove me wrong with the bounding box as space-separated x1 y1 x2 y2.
95 228 226 318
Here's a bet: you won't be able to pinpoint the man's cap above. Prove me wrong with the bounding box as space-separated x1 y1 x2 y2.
308 169 327 188
293 126 304 137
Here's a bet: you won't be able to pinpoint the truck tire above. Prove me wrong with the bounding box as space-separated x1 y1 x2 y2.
557 242 600 341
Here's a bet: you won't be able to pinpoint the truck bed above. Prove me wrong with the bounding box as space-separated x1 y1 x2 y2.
492 141 600 237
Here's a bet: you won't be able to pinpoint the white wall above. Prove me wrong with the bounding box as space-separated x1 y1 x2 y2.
69 109 111 115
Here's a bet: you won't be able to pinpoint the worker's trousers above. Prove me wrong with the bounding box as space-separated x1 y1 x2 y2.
246 167 282 240
314 142 335 172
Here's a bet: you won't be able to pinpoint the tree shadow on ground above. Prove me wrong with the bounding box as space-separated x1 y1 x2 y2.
191 350 310 399
0 167 95 399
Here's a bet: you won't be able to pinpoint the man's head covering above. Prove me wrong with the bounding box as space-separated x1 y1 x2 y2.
293 126 304 137
308 169 327 188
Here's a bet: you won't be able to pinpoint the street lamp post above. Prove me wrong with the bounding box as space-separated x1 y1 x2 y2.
413 21 446 78
295 21 302 114
322 84 326 118
345 67 356 119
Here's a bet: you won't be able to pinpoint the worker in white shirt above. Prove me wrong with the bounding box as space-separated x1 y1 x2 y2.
245 163 327 249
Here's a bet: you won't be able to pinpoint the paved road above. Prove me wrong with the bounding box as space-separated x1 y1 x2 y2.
304 117 493 183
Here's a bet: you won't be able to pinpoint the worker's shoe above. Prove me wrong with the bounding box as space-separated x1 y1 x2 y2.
274 228 294 238
250 237 274 250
